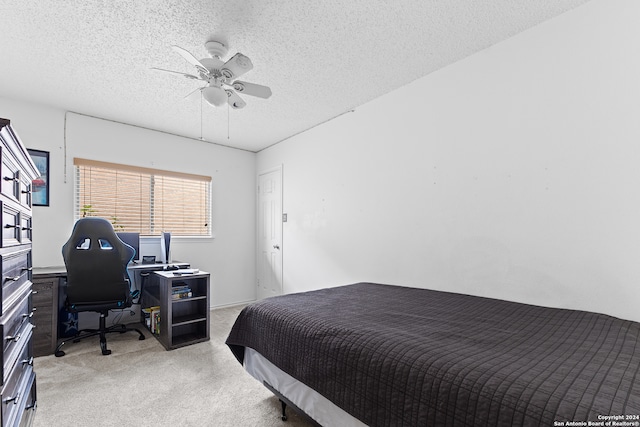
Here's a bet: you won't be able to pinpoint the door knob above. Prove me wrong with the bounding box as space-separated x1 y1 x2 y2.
273 245 280 250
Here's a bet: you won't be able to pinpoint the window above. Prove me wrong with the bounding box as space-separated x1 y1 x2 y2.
74 158 211 236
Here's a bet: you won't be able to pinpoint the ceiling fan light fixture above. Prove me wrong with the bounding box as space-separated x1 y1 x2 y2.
202 86 227 107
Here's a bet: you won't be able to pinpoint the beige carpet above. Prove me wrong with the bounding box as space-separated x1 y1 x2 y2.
32 305 314 427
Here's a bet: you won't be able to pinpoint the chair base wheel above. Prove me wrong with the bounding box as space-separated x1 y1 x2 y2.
55 321 144 355
100 341 111 355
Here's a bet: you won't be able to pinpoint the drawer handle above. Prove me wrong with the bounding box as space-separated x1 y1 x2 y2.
21 267 32 272
5 334 20 343
21 189 31 195
4 392 20 405
22 311 34 319
4 275 21 282
4 224 18 229
21 226 32 231
21 357 34 366
3 176 18 182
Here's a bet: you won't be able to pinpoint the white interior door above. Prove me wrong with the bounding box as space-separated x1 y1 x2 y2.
257 167 282 300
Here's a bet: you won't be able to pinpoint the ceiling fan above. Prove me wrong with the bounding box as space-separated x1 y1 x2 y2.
153 40 272 109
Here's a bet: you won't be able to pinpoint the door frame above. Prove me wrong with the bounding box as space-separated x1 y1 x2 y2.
256 165 283 299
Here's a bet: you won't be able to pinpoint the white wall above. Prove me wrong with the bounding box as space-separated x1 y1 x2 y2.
0 99 257 307
257 0 640 322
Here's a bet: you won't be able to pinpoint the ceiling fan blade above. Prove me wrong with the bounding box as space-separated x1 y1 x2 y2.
230 80 272 99
225 89 246 109
184 86 204 99
171 45 210 75
220 53 253 79
151 67 203 80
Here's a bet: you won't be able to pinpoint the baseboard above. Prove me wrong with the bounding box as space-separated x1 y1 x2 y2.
210 300 256 310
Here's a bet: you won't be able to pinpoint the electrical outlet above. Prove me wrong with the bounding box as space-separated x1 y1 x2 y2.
283 213 288 222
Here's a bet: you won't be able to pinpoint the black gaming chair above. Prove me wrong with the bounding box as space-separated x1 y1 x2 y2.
54 217 145 356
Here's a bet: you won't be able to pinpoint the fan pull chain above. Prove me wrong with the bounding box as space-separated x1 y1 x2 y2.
227 101 230 139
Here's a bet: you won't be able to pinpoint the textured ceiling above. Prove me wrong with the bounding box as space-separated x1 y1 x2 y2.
0 0 591 152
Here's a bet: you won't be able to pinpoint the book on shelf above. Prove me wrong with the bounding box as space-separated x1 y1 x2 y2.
172 291 193 300
152 310 160 335
172 283 192 299
142 306 161 334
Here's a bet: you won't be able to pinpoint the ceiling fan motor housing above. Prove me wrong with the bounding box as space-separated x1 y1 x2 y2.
205 40 228 58
198 57 224 76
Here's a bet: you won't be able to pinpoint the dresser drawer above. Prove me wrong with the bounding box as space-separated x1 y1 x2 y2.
6 327 32 389
3 323 32 387
18 215 31 246
0 202 21 248
16 371 36 427
0 249 31 317
0 149 20 202
1 362 34 427
17 177 32 211
0 288 32 383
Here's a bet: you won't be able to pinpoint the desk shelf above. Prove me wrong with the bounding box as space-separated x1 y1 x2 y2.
140 270 210 350
173 312 207 326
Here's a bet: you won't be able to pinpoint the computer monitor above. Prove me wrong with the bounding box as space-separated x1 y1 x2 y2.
116 232 140 263
161 231 171 263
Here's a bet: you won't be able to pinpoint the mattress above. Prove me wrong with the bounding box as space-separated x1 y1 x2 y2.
226 283 640 426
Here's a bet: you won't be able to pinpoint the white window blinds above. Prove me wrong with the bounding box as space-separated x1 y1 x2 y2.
74 158 211 236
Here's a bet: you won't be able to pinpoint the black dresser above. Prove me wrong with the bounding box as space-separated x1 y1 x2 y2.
0 119 39 426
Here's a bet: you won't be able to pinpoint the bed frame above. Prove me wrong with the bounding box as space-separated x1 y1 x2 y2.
243 346 363 426
263 382 318 425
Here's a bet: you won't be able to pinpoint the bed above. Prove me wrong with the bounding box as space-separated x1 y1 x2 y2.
226 282 640 426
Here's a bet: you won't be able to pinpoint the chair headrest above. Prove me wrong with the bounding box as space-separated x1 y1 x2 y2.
62 217 134 266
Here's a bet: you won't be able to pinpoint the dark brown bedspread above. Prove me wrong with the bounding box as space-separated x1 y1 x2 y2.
226 283 640 426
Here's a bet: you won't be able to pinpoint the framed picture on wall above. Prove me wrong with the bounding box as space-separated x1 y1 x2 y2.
27 149 49 206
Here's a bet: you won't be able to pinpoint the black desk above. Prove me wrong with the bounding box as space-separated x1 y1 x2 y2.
31 262 190 357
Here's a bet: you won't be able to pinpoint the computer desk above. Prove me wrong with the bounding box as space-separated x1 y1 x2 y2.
31 261 190 357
